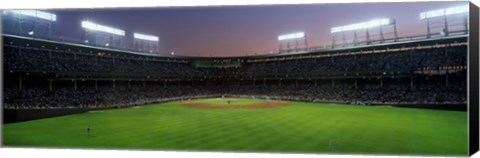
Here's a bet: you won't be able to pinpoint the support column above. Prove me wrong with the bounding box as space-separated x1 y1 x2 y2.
128 80 131 89
287 41 291 52
296 79 299 87
19 75 23 90
74 80 77 91
393 19 398 41
263 78 266 87
380 78 383 87
304 35 308 51
253 79 255 86
366 29 371 44
143 80 146 88
353 32 358 46
332 79 335 88
49 80 53 92
444 15 449 36
113 79 116 90
295 38 299 52
331 36 336 48
410 77 414 89
380 27 384 43
426 19 431 38
314 79 317 87
279 79 282 86
355 78 358 89
164 79 167 88
95 80 98 90
446 75 449 87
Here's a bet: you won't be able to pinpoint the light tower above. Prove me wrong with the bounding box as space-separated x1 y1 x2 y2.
133 33 159 53
330 18 397 48
420 5 469 38
2 10 56 38
81 20 125 48
277 32 308 53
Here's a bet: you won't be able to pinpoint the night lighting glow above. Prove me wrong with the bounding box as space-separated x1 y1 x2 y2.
420 5 468 20
81 21 125 36
278 32 305 41
331 19 392 33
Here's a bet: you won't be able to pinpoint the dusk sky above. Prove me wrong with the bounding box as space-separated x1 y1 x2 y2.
3 1 469 57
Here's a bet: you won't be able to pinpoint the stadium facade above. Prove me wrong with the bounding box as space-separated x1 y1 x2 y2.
3 32 468 122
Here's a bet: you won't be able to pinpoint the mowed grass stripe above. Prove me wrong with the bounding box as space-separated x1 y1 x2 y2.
3 99 467 155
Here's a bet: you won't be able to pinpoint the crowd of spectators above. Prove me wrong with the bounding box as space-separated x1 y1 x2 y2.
2 44 468 109
4 83 222 109
3 77 466 109
4 45 467 78
224 78 466 105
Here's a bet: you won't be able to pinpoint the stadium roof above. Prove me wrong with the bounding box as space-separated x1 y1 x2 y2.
3 33 468 61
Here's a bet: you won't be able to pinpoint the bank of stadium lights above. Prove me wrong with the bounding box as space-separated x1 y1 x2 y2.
420 5 469 38
278 32 305 41
81 21 125 48
420 5 468 20
134 33 159 42
5 10 56 21
133 33 159 53
330 18 397 48
330 19 392 33
277 32 308 53
3 10 56 38
81 21 125 36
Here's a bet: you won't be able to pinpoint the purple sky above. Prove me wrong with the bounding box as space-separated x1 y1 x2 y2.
34 2 469 56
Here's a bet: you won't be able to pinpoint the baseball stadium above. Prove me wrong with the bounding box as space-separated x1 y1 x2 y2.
1 3 472 156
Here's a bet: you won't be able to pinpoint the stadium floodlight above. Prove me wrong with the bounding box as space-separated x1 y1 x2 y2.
81 21 125 36
420 5 468 20
278 32 308 53
278 32 305 41
134 33 159 42
28 31 34 35
6 10 56 21
331 19 392 33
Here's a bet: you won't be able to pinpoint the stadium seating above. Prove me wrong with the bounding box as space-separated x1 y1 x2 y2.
3 40 467 109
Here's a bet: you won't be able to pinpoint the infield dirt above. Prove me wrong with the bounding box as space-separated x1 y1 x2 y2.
180 100 290 109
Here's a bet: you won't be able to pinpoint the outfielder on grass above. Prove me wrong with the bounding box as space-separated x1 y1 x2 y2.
87 126 91 138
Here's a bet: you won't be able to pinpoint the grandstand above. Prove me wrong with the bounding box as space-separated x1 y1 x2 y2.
3 31 468 122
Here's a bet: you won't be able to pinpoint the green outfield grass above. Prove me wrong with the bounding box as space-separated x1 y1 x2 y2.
2 98 468 156
189 98 263 105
